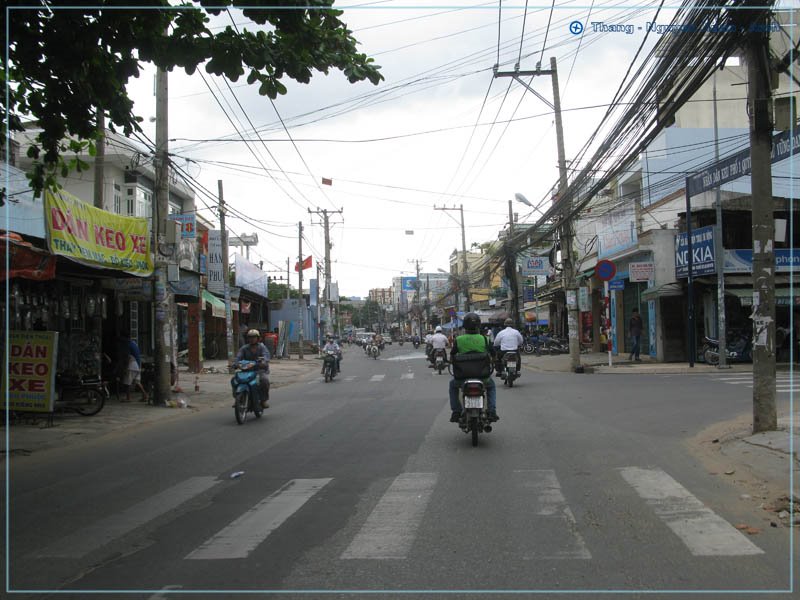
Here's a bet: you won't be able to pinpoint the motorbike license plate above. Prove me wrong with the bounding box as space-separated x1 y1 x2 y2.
507 358 516 364
464 396 483 409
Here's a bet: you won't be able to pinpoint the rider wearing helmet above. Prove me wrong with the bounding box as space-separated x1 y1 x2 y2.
235 329 271 408
428 325 451 367
493 317 524 376
322 335 342 374
448 312 498 422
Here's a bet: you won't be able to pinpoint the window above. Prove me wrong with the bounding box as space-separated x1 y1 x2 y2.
126 187 135 216
136 188 153 219
114 184 122 214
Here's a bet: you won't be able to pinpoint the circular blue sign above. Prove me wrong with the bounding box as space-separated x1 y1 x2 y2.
595 260 617 281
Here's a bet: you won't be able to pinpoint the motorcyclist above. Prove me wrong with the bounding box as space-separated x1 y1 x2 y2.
428 325 451 367
424 329 434 359
234 329 270 408
321 335 342 374
449 312 498 423
375 332 385 350
493 318 524 376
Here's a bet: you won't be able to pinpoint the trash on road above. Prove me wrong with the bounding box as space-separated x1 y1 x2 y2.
230 471 245 479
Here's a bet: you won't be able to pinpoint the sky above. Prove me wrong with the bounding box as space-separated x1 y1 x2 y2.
123 1 693 299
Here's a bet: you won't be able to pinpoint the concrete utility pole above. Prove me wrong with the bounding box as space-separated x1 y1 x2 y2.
434 205 470 311
298 221 305 360
286 258 291 300
309 208 343 336
746 21 777 433
218 180 234 363
93 112 104 209
712 71 729 370
507 200 520 329
495 57 580 371
152 65 171 405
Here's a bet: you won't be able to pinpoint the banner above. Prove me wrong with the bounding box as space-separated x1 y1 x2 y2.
520 254 551 277
2 331 59 412
44 190 152 276
167 213 197 238
401 276 417 292
675 226 716 278
207 230 225 294
234 253 268 298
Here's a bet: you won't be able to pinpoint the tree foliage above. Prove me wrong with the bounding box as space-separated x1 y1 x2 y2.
2 0 383 198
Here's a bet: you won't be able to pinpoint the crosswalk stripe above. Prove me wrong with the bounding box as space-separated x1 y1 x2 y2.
36 476 220 558
341 473 437 559
619 467 763 556
401 373 414 379
344 376 357 382
515 470 591 559
369 374 385 382
186 478 332 560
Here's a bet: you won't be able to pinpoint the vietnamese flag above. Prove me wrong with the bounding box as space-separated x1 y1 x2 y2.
294 255 312 271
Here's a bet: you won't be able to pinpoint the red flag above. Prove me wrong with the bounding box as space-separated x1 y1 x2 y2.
321 177 333 186
294 255 312 271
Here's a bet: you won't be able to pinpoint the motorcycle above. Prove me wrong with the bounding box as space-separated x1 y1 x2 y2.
500 351 520 387
322 350 338 382
457 379 493 446
432 348 449 375
413 340 420 349
55 372 109 416
366 343 380 359
702 333 753 365
230 360 263 424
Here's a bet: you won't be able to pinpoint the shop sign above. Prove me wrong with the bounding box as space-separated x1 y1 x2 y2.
578 286 590 311
597 206 638 259
2 331 58 412
520 254 551 276
629 261 654 282
609 279 625 291
566 289 578 307
44 190 153 276
168 271 200 298
523 286 535 302
724 248 799 273
107 278 153 301
207 230 225 294
675 226 716 278
167 213 197 238
401 276 418 292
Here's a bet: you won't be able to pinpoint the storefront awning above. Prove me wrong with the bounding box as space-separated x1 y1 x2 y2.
641 282 683 298
202 289 226 318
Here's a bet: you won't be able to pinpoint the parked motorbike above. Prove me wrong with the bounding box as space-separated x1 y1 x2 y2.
230 360 263 424
55 372 109 416
702 333 753 365
457 379 493 446
432 348 449 375
322 350 338 382
500 351 520 387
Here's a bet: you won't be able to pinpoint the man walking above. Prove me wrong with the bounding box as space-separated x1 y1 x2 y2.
629 308 643 361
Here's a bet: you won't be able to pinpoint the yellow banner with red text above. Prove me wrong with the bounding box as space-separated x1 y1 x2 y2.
2 331 59 412
45 190 153 276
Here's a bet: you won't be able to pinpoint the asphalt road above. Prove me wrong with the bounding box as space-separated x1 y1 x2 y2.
4 343 796 599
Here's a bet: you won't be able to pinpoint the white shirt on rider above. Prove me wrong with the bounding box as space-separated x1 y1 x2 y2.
494 326 524 351
430 332 449 350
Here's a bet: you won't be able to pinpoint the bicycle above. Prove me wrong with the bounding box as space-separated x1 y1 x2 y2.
55 373 109 416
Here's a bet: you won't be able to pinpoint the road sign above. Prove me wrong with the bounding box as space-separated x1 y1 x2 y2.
609 279 625 291
595 259 617 281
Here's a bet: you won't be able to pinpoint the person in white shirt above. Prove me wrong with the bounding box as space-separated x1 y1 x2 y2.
493 318 524 375
428 325 451 367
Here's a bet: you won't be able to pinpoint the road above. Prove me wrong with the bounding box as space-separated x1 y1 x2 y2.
4 343 796 598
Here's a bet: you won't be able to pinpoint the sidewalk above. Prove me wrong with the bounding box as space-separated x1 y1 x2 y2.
2 354 322 459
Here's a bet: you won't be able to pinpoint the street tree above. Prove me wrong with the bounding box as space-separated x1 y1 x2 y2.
2 0 383 201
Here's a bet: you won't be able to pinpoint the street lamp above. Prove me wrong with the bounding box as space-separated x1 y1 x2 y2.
515 192 532 207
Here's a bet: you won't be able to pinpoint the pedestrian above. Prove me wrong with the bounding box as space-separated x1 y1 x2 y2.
121 333 149 402
629 308 643 361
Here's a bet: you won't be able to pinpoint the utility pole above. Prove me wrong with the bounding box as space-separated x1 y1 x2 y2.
93 112 104 208
712 71 729 370
297 222 305 360
286 258 290 300
309 207 343 336
746 19 777 433
495 57 580 371
409 259 423 335
434 205 470 311
152 65 171 405
218 180 234 363
507 200 520 329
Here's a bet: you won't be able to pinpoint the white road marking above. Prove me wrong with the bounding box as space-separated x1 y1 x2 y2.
619 467 764 556
384 355 427 362
186 478 332 560
401 373 415 379
515 470 591 559
341 472 437 559
344 376 357 382
370 374 386 382
36 476 220 558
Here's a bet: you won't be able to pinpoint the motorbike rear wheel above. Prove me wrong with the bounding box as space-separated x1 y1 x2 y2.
704 347 720 366
235 391 248 425
253 395 263 419
470 417 479 446
522 343 535 354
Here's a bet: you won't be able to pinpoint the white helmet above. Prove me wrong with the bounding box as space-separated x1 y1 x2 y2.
435 326 443 333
